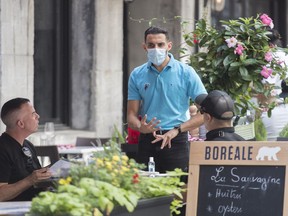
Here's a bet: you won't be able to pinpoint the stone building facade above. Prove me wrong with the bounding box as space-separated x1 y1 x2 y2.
0 0 286 142
0 0 198 140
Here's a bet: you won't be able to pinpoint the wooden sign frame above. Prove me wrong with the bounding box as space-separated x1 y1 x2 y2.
186 141 288 216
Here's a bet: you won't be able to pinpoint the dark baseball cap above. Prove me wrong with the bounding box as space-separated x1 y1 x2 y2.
200 90 235 120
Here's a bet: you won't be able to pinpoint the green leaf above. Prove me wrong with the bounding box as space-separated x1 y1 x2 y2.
223 55 233 67
239 66 252 81
242 58 257 65
253 81 264 92
98 196 113 212
230 62 242 67
240 24 246 32
212 58 223 67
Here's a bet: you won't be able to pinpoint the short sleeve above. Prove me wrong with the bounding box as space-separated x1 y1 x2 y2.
128 71 142 101
186 65 207 101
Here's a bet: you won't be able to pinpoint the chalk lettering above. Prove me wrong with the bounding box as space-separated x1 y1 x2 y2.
211 166 226 183
231 167 240 182
215 188 241 200
231 167 281 191
271 178 281 184
218 201 242 216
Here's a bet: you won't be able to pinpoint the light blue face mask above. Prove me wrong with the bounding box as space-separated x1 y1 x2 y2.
147 48 167 66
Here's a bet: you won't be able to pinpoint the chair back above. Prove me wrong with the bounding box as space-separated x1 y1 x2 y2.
76 137 110 147
35 145 60 166
99 138 111 145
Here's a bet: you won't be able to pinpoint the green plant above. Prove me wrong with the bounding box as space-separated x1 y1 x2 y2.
279 123 288 137
111 124 127 144
254 117 267 141
183 14 288 116
29 141 187 216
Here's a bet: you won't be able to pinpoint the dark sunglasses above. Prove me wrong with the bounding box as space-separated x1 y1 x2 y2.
22 147 34 172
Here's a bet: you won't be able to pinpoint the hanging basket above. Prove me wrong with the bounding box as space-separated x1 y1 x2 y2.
235 122 255 140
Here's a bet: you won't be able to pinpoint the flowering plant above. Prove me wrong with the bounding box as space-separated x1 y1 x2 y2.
183 14 288 116
29 141 186 216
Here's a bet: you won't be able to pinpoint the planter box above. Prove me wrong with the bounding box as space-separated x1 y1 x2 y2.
111 196 173 216
0 196 173 216
277 137 288 141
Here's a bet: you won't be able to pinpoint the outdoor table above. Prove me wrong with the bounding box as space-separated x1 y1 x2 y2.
58 146 104 162
0 201 31 215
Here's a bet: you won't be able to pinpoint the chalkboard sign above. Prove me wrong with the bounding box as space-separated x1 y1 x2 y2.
198 165 285 216
186 141 288 216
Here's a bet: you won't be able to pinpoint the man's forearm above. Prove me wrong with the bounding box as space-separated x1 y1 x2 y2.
0 178 32 201
180 113 204 133
127 115 141 131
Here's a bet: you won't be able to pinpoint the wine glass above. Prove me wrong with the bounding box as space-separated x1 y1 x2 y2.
44 122 54 136
44 122 55 145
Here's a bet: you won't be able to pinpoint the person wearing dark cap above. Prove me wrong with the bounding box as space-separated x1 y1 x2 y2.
200 90 245 141
279 79 288 99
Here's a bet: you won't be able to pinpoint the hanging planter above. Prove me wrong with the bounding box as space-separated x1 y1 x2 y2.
183 14 288 116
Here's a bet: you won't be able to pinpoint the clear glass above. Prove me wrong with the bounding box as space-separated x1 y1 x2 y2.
44 122 55 137
43 122 55 145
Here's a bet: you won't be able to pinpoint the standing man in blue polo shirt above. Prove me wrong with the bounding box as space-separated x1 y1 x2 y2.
127 26 207 173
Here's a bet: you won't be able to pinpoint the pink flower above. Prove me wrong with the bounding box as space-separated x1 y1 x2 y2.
264 52 273 62
234 44 244 55
225 37 237 48
260 66 273 78
260 14 274 29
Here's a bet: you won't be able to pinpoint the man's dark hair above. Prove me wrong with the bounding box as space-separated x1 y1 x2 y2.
1 98 30 123
144 26 169 42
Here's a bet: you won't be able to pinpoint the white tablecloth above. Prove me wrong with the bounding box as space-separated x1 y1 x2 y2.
0 201 31 215
58 146 105 164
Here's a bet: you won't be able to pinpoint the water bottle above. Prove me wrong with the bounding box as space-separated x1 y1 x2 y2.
148 157 155 173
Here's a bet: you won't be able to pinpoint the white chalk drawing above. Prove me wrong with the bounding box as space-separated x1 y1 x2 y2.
256 146 281 161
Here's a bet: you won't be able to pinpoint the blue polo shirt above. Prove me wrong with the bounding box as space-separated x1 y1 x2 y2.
128 54 207 130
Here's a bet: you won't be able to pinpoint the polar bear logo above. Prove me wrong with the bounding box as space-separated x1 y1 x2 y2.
256 146 281 161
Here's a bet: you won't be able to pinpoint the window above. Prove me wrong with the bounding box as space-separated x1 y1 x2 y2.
34 0 70 127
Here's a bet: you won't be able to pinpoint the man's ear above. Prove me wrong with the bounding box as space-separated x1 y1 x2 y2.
17 120 24 128
167 41 173 51
206 114 213 123
142 42 147 51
